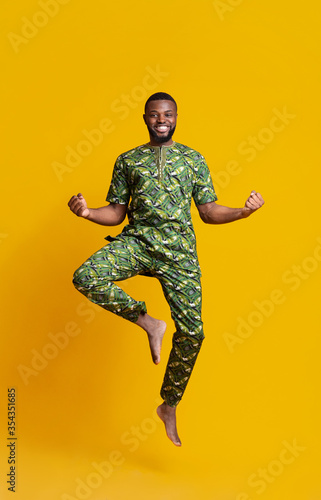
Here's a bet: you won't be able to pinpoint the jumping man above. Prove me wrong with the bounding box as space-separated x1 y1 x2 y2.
68 92 264 447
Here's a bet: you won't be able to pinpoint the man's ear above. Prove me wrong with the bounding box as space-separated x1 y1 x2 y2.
143 114 147 124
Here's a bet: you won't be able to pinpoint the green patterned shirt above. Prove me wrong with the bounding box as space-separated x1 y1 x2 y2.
106 142 217 272
107 142 217 226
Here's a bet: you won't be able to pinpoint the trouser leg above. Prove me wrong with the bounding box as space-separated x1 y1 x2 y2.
157 265 204 407
72 237 152 323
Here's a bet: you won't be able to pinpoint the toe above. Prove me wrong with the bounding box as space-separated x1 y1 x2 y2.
173 438 182 447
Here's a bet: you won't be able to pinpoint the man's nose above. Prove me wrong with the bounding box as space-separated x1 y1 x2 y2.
157 114 165 123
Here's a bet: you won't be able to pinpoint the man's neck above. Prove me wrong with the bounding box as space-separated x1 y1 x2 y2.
147 139 174 147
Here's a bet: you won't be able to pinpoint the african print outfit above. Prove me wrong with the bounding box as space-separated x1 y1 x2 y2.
73 142 217 407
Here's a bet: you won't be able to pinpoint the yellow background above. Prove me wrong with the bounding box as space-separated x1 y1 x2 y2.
1 0 320 499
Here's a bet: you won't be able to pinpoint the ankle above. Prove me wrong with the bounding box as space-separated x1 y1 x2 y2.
161 402 176 413
136 312 149 330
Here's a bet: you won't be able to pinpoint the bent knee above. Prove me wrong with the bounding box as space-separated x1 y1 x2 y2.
72 262 113 291
72 265 91 289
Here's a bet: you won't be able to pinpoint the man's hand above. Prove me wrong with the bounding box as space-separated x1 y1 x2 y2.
67 195 127 226
68 193 90 218
242 191 265 218
197 191 265 224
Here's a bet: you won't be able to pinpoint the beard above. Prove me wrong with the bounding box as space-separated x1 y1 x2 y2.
147 124 176 144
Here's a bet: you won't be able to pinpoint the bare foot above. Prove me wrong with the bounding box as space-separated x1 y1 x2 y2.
136 313 166 364
157 402 181 446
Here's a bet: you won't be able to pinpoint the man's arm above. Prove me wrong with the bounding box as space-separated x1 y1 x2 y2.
197 191 264 224
68 193 127 226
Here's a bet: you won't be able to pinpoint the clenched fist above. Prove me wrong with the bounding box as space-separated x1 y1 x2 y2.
68 193 90 218
243 191 265 217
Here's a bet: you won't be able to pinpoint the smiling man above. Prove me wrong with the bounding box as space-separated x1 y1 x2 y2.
143 96 177 143
68 92 264 447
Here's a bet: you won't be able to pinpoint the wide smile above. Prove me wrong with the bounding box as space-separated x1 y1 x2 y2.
154 125 170 133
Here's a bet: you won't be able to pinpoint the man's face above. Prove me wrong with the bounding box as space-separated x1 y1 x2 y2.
143 100 177 146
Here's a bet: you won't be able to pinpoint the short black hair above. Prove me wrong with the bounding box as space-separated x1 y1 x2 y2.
144 92 177 113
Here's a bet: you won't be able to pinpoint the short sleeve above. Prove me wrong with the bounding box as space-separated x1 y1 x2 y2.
192 156 218 206
106 156 130 205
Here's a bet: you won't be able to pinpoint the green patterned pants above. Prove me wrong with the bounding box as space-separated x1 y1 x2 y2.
72 234 204 407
